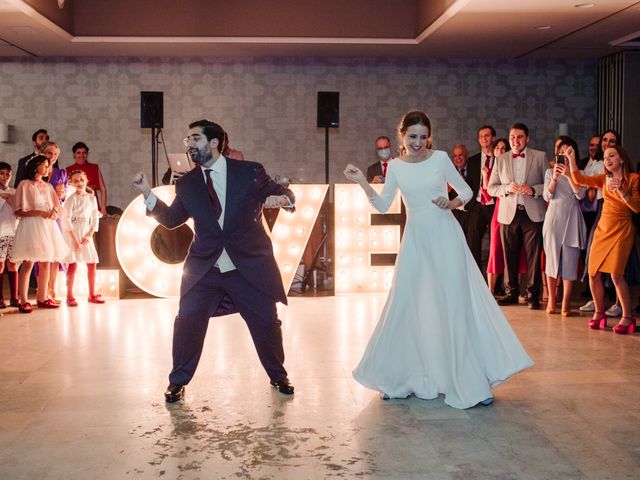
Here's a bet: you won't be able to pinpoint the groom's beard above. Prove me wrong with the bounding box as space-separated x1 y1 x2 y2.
187 144 213 165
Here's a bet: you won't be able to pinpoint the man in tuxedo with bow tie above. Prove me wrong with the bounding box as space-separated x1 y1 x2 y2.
488 123 547 309
133 119 296 402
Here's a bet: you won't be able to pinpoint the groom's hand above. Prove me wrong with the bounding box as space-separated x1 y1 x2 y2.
264 195 291 209
133 172 152 198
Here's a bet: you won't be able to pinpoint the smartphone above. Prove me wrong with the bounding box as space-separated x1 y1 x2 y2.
555 154 565 165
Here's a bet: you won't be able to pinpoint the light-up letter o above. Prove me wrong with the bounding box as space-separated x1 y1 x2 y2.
116 184 328 298
116 186 192 298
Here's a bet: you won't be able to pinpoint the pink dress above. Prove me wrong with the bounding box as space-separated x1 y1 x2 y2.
11 180 70 263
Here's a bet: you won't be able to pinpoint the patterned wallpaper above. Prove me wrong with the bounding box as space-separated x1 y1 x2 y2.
0 57 597 209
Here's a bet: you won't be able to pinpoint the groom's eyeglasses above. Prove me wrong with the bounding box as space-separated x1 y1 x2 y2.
183 134 203 147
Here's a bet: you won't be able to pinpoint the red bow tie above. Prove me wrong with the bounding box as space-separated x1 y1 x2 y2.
512 153 525 158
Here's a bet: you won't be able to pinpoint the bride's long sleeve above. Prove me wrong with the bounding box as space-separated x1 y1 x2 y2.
444 156 472 206
368 165 399 214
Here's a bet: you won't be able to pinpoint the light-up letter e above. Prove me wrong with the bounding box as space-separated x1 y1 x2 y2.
334 184 401 294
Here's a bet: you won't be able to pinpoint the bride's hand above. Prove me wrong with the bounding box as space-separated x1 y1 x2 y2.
432 196 453 210
344 164 365 183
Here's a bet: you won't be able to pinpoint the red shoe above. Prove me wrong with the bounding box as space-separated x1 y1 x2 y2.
66 297 78 307
0 299 6 309
36 299 60 309
613 316 636 335
589 311 606 330
88 294 105 304
18 302 32 313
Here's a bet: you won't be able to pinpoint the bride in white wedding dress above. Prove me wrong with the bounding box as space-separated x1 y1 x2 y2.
344 111 533 409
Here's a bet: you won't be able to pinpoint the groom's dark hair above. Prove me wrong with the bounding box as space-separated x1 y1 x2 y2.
189 119 227 153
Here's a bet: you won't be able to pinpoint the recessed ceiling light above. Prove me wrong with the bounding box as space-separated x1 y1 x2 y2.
534 25 552 30
574 3 595 7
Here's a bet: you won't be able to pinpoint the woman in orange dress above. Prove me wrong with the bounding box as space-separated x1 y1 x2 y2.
568 145 640 334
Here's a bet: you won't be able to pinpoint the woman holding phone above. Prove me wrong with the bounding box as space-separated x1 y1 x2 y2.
542 138 586 316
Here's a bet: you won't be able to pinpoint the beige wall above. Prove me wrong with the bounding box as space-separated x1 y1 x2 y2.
0 56 597 209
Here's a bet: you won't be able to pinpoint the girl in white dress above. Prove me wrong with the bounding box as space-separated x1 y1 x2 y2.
343 111 533 409
63 170 104 306
12 155 70 313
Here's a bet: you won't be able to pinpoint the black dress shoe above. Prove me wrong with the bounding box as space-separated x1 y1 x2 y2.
270 379 294 395
164 384 185 403
527 299 541 310
497 294 519 306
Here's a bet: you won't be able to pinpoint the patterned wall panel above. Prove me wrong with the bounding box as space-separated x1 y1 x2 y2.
0 57 597 209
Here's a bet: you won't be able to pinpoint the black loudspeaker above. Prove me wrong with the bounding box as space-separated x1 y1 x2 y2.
317 91 339 128
141 91 163 128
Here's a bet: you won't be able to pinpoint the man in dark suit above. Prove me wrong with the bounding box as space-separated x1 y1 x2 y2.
14 128 49 187
450 143 487 270
366 136 392 183
133 119 295 402
464 125 497 271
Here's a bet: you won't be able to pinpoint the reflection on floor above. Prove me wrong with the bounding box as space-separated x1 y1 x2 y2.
0 295 639 479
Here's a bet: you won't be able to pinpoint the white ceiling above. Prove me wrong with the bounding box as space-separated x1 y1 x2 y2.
0 0 639 58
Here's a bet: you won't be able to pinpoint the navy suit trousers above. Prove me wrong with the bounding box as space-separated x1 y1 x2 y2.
168 266 288 386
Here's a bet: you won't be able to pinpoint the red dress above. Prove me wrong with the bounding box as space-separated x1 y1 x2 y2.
483 170 528 275
66 162 104 209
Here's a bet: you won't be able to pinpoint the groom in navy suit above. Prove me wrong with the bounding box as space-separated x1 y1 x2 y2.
133 119 295 402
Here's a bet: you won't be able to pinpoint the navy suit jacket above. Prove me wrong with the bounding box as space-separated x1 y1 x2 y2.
14 153 34 188
149 158 294 306
366 161 383 183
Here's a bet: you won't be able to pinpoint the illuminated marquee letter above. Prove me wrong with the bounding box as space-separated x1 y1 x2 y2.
264 184 328 292
334 184 401 294
116 185 327 298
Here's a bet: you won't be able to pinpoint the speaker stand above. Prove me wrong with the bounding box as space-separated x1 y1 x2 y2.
150 127 160 187
324 127 329 184
301 127 334 292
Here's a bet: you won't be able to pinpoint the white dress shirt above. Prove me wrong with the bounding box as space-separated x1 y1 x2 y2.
513 148 527 206
476 152 495 205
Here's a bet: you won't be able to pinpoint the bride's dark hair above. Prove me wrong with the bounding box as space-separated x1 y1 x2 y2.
397 110 432 155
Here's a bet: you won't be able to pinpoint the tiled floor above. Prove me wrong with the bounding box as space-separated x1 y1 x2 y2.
0 295 638 479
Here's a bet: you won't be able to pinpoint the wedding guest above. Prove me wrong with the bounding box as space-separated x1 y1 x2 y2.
568 145 640 334
66 142 107 216
488 123 547 309
11 156 69 313
542 138 586 316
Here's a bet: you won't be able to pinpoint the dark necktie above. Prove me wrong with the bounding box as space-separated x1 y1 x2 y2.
512 153 525 158
204 169 222 219
459 167 466 178
485 155 492 169
382 161 388 177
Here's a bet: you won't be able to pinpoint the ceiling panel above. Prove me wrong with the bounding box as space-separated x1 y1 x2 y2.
0 0 638 59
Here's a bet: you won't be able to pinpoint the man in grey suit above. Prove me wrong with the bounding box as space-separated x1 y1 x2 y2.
487 123 547 309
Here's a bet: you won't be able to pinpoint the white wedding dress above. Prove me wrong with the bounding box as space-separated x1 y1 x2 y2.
353 151 533 409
